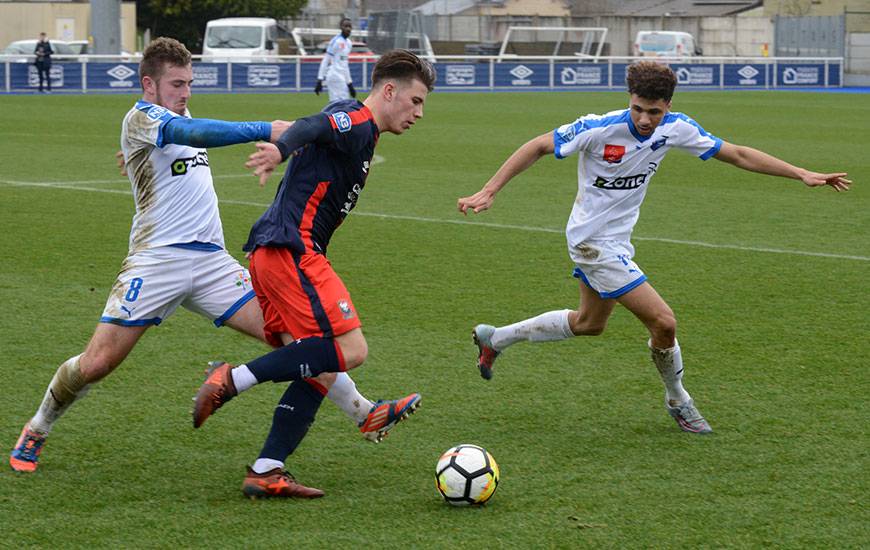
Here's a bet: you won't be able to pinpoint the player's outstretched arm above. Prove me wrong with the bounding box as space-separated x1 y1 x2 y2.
270 120 292 142
458 132 554 215
246 114 333 187
714 141 851 192
245 142 282 187
162 117 272 149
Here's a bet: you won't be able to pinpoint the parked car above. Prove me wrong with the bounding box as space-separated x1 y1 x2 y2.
1 39 77 62
634 31 702 58
202 17 286 62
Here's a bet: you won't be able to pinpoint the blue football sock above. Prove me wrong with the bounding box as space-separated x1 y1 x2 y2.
258 380 324 462
246 336 343 383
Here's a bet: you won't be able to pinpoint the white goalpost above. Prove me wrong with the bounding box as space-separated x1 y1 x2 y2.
497 26 609 61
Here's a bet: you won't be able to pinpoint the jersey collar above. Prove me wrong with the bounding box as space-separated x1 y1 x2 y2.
626 111 652 143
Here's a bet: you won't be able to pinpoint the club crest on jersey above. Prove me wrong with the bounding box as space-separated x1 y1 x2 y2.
603 144 626 163
332 111 352 133
338 300 355 319
650 136 669 151
146 105 168 121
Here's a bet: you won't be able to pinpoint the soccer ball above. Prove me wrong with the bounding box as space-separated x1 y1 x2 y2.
435 444 500 506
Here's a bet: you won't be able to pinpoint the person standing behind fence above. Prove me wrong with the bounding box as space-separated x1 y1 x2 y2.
314 18 356 102
34 32 53 93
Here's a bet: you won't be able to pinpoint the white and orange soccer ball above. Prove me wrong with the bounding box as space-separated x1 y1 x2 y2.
435 444 500 506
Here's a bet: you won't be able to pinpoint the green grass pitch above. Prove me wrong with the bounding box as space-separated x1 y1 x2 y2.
1 90 867 548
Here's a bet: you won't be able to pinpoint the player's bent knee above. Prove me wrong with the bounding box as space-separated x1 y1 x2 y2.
648 313 676 343
569 312 608 336
79 345 127 382
336 334 368 370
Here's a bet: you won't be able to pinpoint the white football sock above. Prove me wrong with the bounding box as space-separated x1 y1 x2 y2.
491 309 574 350
252 458 284 474
231 364 258 394
649 339 692 406
31 354 91 434
326 372 373 425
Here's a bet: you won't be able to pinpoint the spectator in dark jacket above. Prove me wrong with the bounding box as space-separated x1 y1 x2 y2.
34 32 53 92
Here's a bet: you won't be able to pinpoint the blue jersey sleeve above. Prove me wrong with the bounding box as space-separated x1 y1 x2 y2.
160 117 271 148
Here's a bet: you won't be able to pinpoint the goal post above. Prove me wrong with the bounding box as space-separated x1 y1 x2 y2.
497 27 609 61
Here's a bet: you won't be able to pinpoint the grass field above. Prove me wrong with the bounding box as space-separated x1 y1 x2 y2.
1 90 867 548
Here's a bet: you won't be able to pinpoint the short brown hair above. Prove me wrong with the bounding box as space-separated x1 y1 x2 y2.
371 49 435 91
626 61 677 101
139 37 191 84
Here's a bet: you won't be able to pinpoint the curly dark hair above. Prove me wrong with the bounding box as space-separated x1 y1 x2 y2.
626 61 677 101
371 49 436 91
139 37 191 84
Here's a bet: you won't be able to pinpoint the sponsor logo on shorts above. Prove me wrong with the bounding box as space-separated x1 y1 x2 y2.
332 111 352 133
338 300 355 319
235 271 251 290
170 151 209 176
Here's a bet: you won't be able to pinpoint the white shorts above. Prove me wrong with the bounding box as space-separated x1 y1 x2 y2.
327 77 350 102
100 246 255 327
568 240 647 299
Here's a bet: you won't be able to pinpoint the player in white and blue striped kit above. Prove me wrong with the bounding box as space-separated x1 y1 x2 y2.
314 18 356 102
458 61 851 434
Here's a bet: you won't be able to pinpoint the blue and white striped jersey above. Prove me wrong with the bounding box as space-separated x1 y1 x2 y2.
317 34 352 84
554 108 722 247
121 101 223 253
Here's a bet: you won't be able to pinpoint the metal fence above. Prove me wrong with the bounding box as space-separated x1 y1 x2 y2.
0 55 843 94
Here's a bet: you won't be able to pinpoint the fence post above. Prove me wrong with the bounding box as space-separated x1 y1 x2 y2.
227 62 232 92
549 58 554 89
82 61 87 93
295 58 301 91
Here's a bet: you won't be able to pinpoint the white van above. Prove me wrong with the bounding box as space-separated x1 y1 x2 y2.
634 31 701 58
202 18 281 62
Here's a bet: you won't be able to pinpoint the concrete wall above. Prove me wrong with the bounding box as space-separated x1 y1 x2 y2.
701 15 773 56
848 31 870 71
464 0 570 17
0 2 137 53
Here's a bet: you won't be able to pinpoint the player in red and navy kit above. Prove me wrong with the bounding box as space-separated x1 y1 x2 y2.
193 49 436 499
459 61 850 436
9 38 407 476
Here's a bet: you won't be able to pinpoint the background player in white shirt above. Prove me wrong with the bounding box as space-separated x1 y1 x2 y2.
314 18 356 102
10 37 415 474
457 61 851 434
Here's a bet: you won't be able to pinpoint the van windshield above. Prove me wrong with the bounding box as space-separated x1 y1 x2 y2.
206 26 262 49
639 33 677 53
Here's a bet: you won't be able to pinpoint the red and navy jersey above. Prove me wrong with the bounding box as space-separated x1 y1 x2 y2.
243 100 379 255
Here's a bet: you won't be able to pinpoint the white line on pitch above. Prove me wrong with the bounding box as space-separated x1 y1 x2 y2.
1 177 866 262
